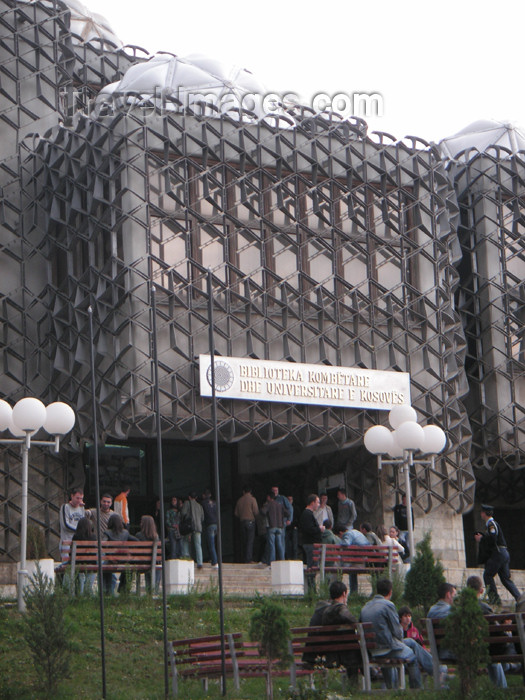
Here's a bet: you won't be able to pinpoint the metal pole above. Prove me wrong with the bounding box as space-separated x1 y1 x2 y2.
88 306 107 698
17 435 30 612
403 450 415 562
151 286 170 699
207 269 227 696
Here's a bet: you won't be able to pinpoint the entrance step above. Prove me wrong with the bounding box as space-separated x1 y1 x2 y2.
193 562 274 596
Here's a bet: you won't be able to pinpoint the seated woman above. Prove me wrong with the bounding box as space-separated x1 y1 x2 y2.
376 524 405 556
104 513 138 594
136 514 161 593
72 516 96 594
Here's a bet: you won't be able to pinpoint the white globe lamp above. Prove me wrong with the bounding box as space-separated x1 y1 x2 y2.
12 397 47 432
394 420 425 451
421 424 447 454
0 400 12 431
388 404 418 430
364 425 393 454
44 402 76 436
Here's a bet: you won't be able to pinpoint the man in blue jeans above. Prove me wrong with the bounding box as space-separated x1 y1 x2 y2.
360 578 434 689
261 491 285 562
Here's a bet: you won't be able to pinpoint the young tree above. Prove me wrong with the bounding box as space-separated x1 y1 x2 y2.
404 531 445 612
443 587 489 697
22 564 71 697
249 596 291 700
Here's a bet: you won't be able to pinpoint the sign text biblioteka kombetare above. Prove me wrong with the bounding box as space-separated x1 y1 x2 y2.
199 355 410 410
238 363 406 405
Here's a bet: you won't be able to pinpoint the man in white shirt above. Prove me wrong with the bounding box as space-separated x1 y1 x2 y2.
314 492 334 529
59 488 88 556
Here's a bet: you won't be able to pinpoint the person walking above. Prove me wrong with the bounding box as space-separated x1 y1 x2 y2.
475 504 521 605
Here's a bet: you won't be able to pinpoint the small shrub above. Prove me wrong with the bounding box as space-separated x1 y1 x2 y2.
404 531 445 612
26 524 47 559
249 595 291 700
22 564 72 697
444 586 489 698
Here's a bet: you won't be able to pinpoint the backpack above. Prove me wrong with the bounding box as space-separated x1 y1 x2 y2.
179 511 194 536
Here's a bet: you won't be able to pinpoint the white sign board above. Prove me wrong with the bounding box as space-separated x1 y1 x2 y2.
199 355 410 411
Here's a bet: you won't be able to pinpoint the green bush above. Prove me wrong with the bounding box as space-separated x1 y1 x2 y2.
249 595 291 700
444 586 489 698
404 531 445 612
22 564 72 697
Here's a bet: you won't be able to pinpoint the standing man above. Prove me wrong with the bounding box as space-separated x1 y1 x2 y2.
299 494 324 571
336 486 357 531
60 488 87 556
181 491 204 568
89 493 114 535
234 485 259 563
360 578 434 689
201 489 218 567
314 492 334 529
114 483 131 529
475 504 521 605
261 491 285 562
271 485 291 557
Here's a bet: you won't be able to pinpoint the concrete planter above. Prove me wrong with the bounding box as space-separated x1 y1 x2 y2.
17 558 56 592
165 559 194 594
271 560 304 596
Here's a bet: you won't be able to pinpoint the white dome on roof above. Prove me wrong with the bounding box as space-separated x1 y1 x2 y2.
96 53 298 127
439 119 525 160
15 0 124 47
95 52 368 135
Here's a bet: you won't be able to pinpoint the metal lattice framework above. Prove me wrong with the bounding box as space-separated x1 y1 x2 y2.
5 0 523 560
449 148 525 480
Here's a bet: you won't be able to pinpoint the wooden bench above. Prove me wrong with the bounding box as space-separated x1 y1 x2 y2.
311 543 399 582
169 633 244 696
56 540 161 594
425 612 525 690
290 622 405 691
169 623 407 695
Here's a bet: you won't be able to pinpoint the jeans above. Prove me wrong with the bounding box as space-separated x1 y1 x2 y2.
376 642 422 689
240 520 255 562
193 532 203 566
404 638 434 675
182 532 203 566
206 524 218 565
168 530 182 559
267 527 284 562
488 663 507 688
78 572 95 594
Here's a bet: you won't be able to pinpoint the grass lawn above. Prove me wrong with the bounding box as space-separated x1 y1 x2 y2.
1 585 525 699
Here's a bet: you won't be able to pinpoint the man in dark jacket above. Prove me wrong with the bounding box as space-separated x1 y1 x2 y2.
474 504 520 605
303 580 360 680
299 494 324 569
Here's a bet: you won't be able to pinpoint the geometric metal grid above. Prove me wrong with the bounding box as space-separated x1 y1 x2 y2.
0 0 139 561
33 101 475 517
449 149 525 477
2 0 509 560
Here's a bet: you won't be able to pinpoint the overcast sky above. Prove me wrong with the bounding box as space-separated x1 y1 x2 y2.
82 0 525 143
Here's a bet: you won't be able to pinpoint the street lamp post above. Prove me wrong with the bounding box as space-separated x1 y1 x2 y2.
364 405 447 561
0 398 75 611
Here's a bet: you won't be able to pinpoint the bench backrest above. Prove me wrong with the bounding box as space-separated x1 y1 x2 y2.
169 633 243 695
425 612 525 690
312 543 398 578
61 540 161 577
